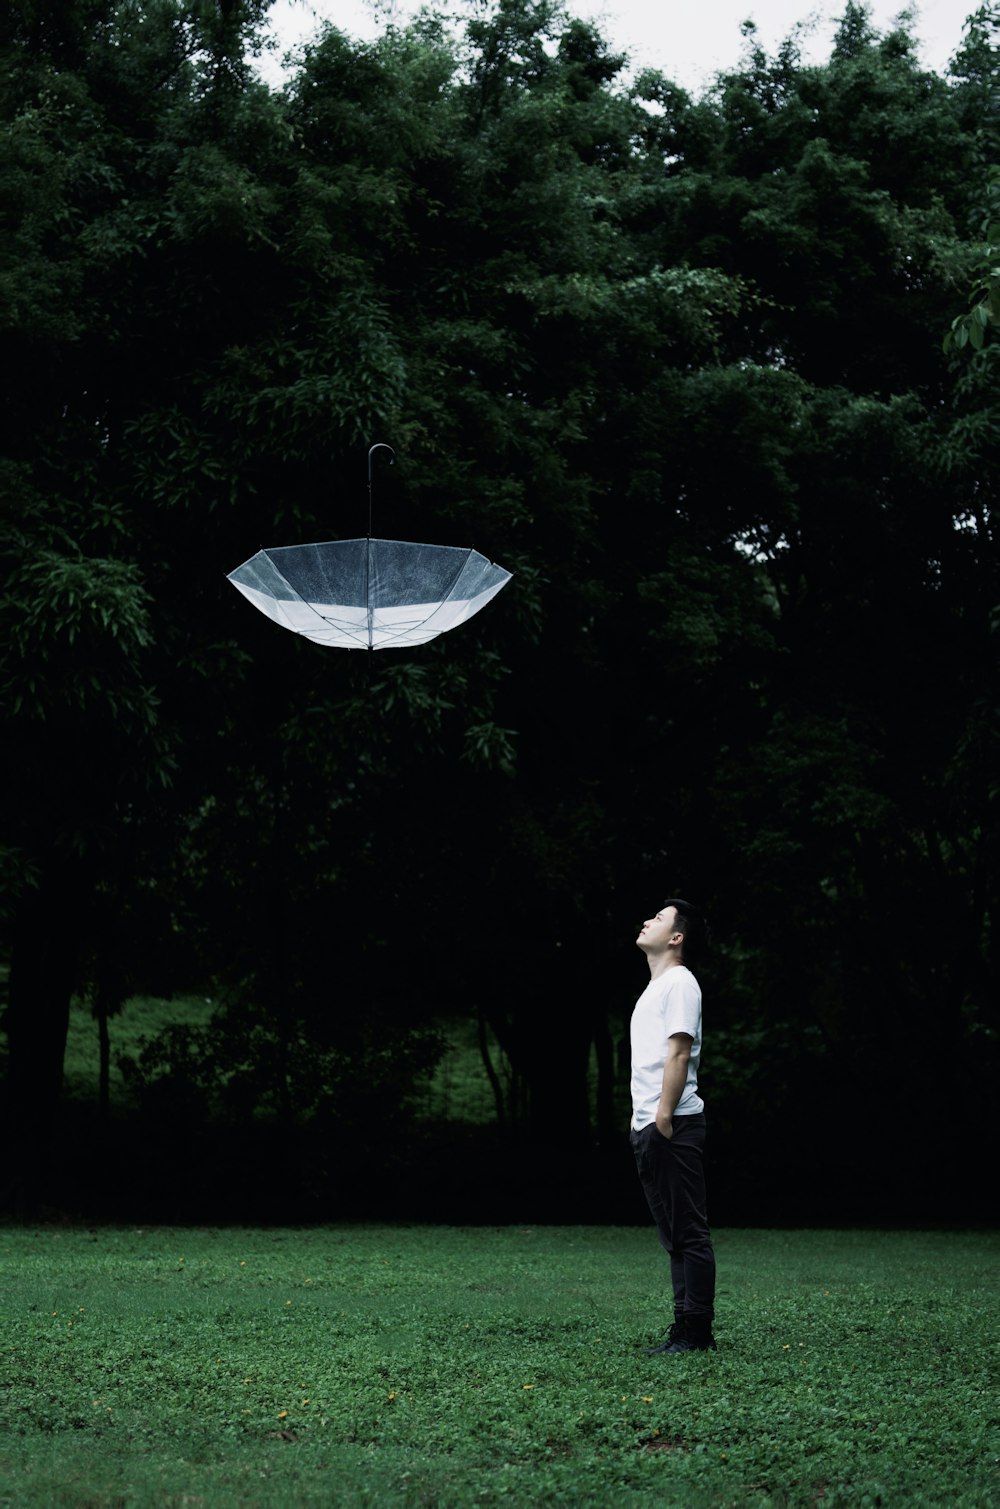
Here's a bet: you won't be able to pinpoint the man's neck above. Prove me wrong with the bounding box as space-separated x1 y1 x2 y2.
647 954 684 981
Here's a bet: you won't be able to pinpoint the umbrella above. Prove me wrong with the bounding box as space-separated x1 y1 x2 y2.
227 446 512 650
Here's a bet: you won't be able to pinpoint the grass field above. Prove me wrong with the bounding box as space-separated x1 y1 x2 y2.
2 1224 997 1507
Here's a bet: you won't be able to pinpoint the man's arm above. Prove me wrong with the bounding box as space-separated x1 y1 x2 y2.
655 1032 693 1139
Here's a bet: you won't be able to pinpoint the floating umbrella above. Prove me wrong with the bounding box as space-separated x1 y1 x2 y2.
227 445 512 650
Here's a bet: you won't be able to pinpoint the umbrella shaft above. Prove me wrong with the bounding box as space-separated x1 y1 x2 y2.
366 536 374 649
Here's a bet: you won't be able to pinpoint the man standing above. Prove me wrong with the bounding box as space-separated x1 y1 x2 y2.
630 898 716 1354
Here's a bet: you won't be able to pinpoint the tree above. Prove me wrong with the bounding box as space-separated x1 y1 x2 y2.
0 0 290 1208
2 0 996 1222
621 2 999 1215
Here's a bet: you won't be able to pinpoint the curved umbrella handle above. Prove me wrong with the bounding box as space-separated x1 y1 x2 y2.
367 443 396 539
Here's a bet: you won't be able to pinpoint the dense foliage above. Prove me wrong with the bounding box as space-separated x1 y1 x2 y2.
1 0 997 1219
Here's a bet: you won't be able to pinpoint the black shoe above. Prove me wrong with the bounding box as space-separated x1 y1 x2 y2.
657 1335 717 1354
645 1320 685 1356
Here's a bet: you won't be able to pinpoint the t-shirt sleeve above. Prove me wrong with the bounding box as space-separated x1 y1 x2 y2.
663 972 701 1039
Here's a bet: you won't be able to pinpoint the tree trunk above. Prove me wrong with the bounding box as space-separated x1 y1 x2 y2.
97 993 111 1125
2 862 85 1214
593 1006 618 1146
476 1004 506 1132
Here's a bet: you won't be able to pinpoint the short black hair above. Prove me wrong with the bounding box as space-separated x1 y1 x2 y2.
662 898 709 962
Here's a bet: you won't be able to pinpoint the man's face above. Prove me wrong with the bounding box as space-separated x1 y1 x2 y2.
636 904 680 953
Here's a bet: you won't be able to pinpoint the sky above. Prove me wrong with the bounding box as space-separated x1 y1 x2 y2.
256 0 975 93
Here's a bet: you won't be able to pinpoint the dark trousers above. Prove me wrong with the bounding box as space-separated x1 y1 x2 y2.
631 1113 716 1323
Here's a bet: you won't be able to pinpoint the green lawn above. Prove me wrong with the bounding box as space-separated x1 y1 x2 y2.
1 1225 996 1507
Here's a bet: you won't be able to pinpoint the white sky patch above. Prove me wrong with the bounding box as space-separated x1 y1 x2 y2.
257 0 973 92
733 530 792 563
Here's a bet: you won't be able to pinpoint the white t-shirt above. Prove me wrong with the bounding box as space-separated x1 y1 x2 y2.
630 964 704 1129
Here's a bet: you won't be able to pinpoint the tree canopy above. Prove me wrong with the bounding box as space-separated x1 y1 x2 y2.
1 0 997 1220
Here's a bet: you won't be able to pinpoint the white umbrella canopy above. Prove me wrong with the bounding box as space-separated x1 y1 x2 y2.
228 537 512 650
226 446 513 650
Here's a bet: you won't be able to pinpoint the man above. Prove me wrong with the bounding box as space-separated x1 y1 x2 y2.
630 898 717 1354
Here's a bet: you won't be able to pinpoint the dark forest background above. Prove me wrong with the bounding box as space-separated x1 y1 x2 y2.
1 0 997 1226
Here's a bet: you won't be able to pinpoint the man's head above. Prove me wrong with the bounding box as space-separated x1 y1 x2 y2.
636 898 707 964
662 898 706 962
